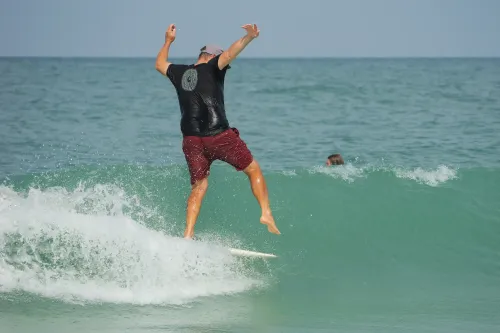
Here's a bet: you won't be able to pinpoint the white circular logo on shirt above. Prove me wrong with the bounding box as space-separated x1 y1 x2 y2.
181 68 198 91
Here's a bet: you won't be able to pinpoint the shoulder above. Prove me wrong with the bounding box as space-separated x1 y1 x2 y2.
167 63 189 74
167 63 190 81
208 54 231 72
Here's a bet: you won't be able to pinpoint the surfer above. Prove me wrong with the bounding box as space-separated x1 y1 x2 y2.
326 154 344 166
155 23 281 239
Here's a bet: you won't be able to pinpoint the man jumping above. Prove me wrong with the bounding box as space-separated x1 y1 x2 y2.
155 23 281 239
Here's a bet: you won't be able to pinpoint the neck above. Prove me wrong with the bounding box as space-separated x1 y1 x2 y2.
195 59 209 65
195 54 213 65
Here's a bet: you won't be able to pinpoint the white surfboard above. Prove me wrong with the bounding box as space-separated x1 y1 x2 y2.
178 236 277 258
228 247 277 258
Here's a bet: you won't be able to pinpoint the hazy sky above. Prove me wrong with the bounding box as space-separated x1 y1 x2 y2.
1 0 499 57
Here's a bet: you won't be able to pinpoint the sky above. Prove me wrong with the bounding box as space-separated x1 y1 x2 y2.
0 0 499 57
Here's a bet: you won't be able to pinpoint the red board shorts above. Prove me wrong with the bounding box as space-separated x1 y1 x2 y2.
182 127 254 185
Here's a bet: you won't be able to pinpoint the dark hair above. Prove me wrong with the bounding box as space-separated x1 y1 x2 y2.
198 52 212 60
327 154 344 165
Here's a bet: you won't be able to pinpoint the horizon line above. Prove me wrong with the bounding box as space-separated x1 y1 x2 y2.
1 55 500 60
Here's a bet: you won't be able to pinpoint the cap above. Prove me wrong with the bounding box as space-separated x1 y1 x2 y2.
200 44 224 56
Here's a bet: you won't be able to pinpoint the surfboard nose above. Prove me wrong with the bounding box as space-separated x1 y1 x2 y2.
228 248 277 258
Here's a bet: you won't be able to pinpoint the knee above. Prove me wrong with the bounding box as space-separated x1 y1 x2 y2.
192 177 208 193
243 159 261 176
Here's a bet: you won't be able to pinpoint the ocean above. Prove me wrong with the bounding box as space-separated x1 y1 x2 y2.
1 57 499 333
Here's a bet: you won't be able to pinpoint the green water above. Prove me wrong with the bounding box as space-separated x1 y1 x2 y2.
1 57 500 332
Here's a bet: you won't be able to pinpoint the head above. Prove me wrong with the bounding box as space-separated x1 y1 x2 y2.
197 44 224 62
326 154 344 166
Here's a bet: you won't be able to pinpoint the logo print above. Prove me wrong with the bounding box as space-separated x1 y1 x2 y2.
181 68 198 91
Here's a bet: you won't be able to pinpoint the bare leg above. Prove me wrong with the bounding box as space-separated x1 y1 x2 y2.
184 177 209 239
243 160 281 235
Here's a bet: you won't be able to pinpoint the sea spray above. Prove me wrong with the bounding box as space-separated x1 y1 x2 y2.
0 184 265 305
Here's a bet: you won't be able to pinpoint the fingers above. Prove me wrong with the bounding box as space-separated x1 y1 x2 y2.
242 24 259 35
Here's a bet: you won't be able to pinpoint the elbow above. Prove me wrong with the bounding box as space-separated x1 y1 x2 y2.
155 61 164 74
155 60 161 71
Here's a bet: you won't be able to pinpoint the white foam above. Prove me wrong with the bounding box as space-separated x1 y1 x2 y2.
0 184 264 305
309 164 366 182
394 165 458 187
281 170 297 177
307 163 457 186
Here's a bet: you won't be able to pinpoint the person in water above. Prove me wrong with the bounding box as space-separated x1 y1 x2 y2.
326 154 344 166
155 23 281 239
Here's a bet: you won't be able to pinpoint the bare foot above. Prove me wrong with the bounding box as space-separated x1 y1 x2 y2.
260 214 281 235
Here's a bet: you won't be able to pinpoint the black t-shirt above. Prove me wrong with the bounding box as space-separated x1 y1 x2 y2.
166 54 231 137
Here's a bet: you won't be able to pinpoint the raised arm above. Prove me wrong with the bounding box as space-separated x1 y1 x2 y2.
155 24 176 75
218 24 260 70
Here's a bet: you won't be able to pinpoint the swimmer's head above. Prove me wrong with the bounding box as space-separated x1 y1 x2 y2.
326 154 344 166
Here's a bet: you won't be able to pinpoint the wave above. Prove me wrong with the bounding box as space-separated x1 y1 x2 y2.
1 163 499 306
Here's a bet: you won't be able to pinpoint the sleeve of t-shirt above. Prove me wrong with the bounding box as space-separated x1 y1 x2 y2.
208 54 231 73
166 64 183 86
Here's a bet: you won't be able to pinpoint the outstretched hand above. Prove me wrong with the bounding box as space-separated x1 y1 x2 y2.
242 24 260 39
165 24 176 43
